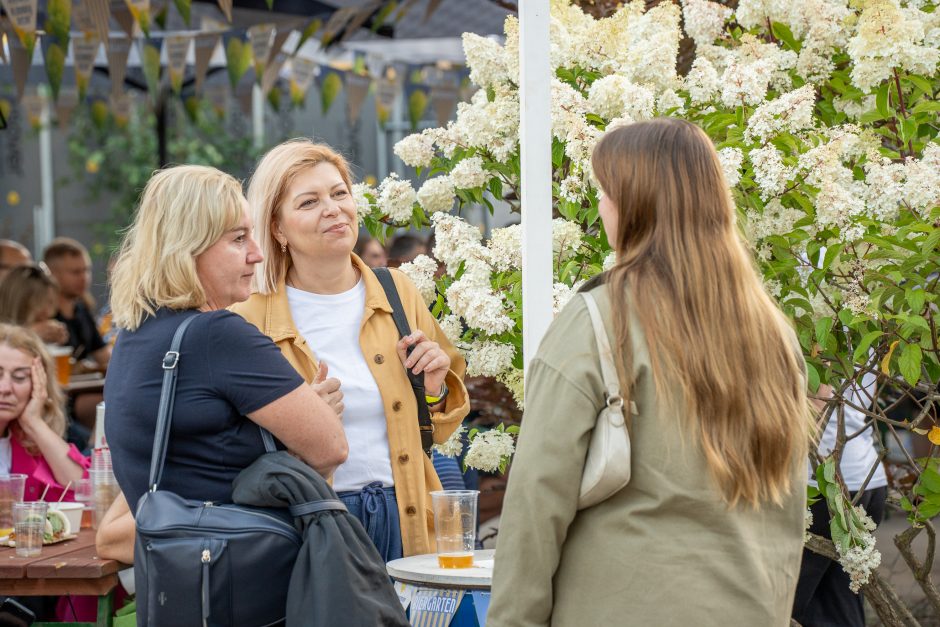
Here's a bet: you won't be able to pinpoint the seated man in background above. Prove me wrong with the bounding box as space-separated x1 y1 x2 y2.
0 239 31 281
42 238 110 370
43 238 108 430
386 234 428 268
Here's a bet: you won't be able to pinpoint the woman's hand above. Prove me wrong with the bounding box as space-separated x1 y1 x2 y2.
396 330 450 400
19 358 48 432
311 361 344 418
31 320 68 345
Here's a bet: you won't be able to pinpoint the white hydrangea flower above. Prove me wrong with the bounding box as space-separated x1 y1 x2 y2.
502 16 520 82
903 142 940 218
835 507 882 593
432 426 466 458
466 340 516 377
438 314 464 347
745 199 804 242
749 146 791 199
464 429 516 473
558 174 584 204
462 33 511 90
656 88 686 115
804 507 814 542
417 175 456 214
684 57 721 105
451 156 490 190
864 158 906 222
681 0 732 47
487 224 522 272
552 218 583 258
351 182 376 218
717 147 744 188
603 251 617 270
587 76 654 122
735 34 797 91
431 212 486 274
497 368 524 409
451 87 520 162
443 253 514 337
623 2 682 92
847 0 939 92
735 0 790 31
744 84 817 143
377 174 417 223
393 131 436 168
720 57 775 108
398 254 439 305
553 282 575 315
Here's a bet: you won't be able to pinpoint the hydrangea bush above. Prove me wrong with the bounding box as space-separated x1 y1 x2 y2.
359 1 940 618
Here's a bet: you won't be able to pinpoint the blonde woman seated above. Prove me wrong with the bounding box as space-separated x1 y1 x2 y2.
0 324 88 501
232 140 469 561
0 265 69 345
488 119 812 626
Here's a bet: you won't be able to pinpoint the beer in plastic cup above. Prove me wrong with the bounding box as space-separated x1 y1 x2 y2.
46 345 73 387
0 474 26 536
13 501 47 557
430 490 479 569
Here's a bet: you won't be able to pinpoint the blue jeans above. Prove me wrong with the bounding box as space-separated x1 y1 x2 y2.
337 482 403 562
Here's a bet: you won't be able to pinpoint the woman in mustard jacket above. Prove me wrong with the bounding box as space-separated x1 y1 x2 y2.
232 139 469 560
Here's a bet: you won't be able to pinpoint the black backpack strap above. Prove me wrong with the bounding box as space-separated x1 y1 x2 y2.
372 267 434 456
148 313 277 492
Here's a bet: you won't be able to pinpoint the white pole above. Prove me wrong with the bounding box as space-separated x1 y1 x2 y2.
37 85 55 253
252 84 264 149
519 0 553 376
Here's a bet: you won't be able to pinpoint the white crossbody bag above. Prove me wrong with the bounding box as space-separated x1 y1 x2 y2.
577 292 634 509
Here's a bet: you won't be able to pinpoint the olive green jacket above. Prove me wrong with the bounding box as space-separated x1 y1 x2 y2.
487 281 806 627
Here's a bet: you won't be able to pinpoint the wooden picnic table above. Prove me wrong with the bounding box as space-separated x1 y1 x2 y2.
0 528 129 626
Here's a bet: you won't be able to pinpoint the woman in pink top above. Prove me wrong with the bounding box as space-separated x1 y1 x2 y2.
0 323 89 501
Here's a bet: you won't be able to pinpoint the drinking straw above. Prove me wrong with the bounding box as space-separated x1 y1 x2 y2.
39 484 51 501
57 482 72 503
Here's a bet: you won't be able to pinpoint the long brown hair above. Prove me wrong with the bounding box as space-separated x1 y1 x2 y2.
592 119 810 508
0 324 67 450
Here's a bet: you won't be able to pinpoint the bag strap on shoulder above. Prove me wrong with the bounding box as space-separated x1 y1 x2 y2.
149 313 277 492
580 292 632 421
372 267 434 456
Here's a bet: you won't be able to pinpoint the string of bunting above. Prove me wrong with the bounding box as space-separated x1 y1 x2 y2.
0 0 469 127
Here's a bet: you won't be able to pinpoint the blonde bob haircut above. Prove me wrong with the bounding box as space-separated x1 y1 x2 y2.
0 323 67 449
247 139 354 295
109 165 245 331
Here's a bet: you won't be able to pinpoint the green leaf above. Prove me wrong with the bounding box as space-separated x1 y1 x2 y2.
904 75 933 94
876 82 892 118
551 139 565 168
823 458 836 484
900 117 919 142
806 362 820 393
911 100 940 114
906 288 926 313
920 468 940 494
921 228 940 255
815 316 833 347
770 21 800 52
822 244 842 270
899 343 923 385
853 330 883 362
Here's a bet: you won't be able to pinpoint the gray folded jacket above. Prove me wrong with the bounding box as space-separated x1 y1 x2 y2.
232 451 409 627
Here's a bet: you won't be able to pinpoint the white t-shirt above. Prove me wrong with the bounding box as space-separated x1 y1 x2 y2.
810 370 888 491
287 280 394 492
0 434 10 475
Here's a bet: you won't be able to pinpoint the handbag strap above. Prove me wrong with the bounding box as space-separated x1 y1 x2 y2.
372 267 434 457
149 313 277 492
580 292 631 420
288 499 348 517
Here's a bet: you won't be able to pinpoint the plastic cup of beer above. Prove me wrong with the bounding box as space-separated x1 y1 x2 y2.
46 345 73 387
0 474 26 537
431 490 479 569
13 501 47 557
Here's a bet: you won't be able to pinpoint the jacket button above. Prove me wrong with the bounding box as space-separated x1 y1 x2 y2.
392 400 402 411
405 506 417 516
398 454 409 464
374 354 385 364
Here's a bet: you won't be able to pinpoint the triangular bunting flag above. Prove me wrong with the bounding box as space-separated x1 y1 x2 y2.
193 32 220 94
165 34 191 94
86 0 111 48
205 83 228 116
110 89 132 127
248 23 274 86
345 72 371 124
288 56 316 107
374 77 398 128
216 0 232 22
261 51 287 96
107 37 133 95
21 89 44 129
430 83 458 127
318 67 343 115
138 37 164 103
72 33 101 100
222 29 251 90
55 87 78 127
124 0 151 36
0 0 37 59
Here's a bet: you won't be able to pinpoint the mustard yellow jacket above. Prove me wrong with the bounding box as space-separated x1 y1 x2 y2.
230 254 469 556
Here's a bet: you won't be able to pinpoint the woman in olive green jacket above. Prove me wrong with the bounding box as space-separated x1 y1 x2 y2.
488 119 811 626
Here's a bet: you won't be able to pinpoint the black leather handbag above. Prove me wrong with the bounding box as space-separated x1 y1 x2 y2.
134 314 303 627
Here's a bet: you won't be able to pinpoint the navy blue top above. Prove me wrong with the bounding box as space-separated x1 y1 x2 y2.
104 308 304 508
